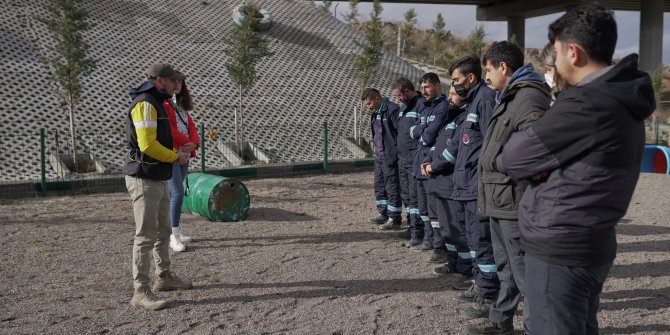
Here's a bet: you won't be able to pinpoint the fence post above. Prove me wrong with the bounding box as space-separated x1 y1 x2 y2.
323 122 328 172
200 124 205 173
40 128 46 196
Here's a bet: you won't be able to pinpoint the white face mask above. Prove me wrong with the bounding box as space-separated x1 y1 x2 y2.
544 73 555 88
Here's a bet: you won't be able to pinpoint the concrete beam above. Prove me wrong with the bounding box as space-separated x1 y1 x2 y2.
476 0 583 21
639 0 664 71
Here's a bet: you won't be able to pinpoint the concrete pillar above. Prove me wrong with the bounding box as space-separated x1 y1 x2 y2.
507 16 525 48
639 0 663 71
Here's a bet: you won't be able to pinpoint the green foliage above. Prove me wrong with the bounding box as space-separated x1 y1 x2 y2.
431 13 450 66
457 25 487 58
321 1 333 11
401 8 417 56
651 66 663 108
354 0 383 92
343 0 359 24
508 33 518 45
223 12 272 95
35 0 96 109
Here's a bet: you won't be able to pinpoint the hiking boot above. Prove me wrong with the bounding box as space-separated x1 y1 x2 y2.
432 263 461 278
465 320 514 335
409 242 432 252
378 219 403 231
454 282 480 302
396 229 411 240
131 286 168 311
427 248 449 263
404 237 423 248
461 295 494 320
368 214 388 225
153 271 193 292
170 234 186 252
452 275 474 290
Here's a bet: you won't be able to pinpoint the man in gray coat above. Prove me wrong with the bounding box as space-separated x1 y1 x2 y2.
468 41 551 335
501 5 655 335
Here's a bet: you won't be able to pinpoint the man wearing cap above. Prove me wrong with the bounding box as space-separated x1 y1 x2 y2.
123 63 193 311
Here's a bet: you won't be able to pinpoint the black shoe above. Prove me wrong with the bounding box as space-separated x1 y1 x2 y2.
405 237 423 248
451 275 473 290
378 220 403 231
465 320 514 335
454 283 479 302
368 214 388 224
460 296 494 320
409 242 432 252
396 229 411 240
427 248 449 263
432 263 461 278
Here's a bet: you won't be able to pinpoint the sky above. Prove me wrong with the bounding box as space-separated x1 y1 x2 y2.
322 1 670 66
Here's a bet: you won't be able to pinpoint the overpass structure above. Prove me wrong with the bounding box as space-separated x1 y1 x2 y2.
356 0 669 71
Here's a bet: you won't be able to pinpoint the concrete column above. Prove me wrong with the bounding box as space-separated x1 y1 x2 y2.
639 0 663 71
507 15 525 48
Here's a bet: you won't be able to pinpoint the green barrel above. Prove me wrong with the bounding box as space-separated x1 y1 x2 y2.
182 173 250 222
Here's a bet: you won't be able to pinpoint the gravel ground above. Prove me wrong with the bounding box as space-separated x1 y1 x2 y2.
0 171 669 335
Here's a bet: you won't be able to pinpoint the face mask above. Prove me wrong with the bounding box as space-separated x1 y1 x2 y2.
544 73 555 88
453 83 467 97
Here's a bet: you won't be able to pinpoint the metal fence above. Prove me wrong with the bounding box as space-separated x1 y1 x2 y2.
0 122 375 199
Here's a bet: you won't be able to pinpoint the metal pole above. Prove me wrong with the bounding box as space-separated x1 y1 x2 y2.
40 128 46 196
353 106 357 140
200 123 205 173
323 122 328 172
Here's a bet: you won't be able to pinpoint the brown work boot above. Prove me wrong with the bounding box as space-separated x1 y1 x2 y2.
131 286 168 311
153 271 193 291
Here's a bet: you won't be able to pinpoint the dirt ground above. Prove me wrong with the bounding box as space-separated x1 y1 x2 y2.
1 171 669 335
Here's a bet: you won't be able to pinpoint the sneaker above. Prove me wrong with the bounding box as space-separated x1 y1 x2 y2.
409 242 432 252
454 283 480 302
432 263 461 278
404 237 423 248
368 214 388 224
178 232 192 243
452 275 474 290
378 219 403 231
461 295 494 320
170 235 186 252
153 271 193 291
427 248 449 263
131 286 168 311
465 320 514 335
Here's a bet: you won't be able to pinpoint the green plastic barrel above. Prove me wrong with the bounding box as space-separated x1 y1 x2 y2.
182 173 250 222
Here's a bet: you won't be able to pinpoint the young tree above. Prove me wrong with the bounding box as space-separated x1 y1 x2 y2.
650 66 665 140
223 10 272 156
459 25 487 58
431 13 450 66
401 8 417 57
343 0 359 25
35 0 97 172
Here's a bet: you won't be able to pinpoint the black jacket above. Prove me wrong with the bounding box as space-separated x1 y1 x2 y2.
123 82 175 181
396 94 423 162
411 96 450 179
501 54 656 267
425 107 467 198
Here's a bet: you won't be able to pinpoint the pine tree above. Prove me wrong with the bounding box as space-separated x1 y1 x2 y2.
461 25 487 58
431 13 450 66
354 0 383 92
223 11 272 155
401 9 417 57
35 0 97 172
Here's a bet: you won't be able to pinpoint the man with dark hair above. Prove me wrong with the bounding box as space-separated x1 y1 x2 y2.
470 42 552 335
440 55 500 321
392 78 424 239
124 63 193 311
362 88 403 230
500 5 655 334
409 73 450 265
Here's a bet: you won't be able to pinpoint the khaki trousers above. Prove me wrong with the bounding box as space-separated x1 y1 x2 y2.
125 176 171 288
